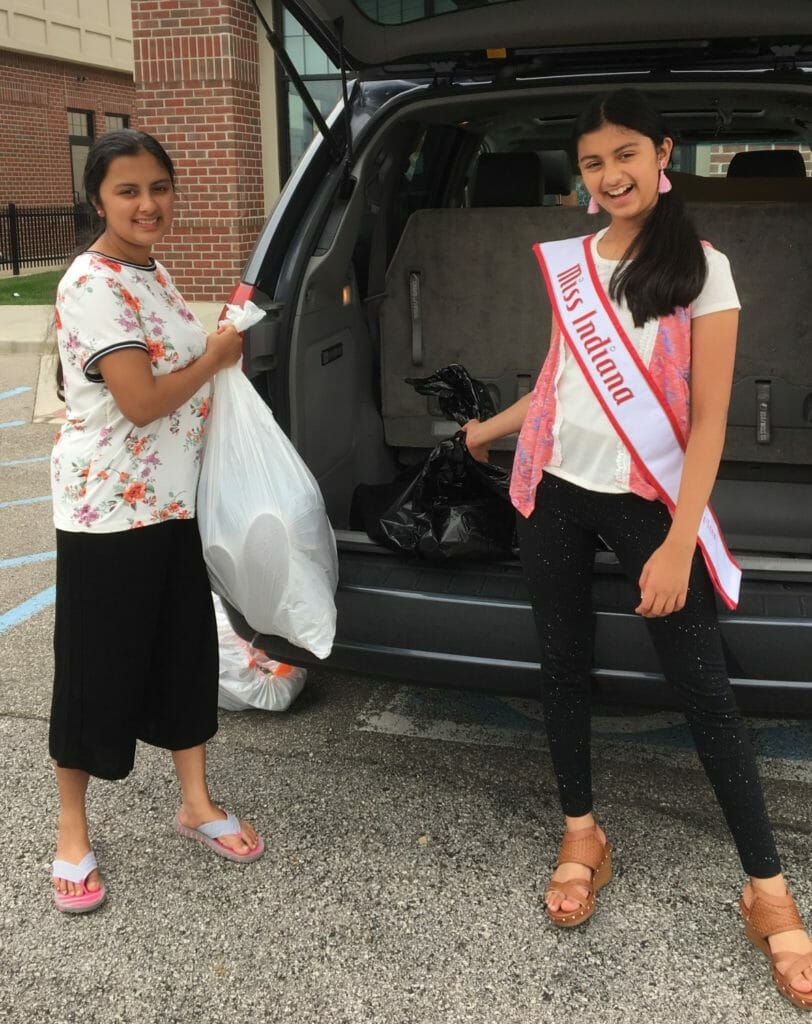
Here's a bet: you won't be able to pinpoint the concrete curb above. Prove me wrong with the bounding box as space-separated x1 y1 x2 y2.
0 305 53 353
0 301 225 354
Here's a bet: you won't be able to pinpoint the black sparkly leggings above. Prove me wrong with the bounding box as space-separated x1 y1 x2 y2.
516 472 781 878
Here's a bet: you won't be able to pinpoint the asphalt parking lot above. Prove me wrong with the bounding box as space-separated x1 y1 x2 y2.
1 349 811 1024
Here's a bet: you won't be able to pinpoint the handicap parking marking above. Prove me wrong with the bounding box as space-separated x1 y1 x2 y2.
592 715 812 762
357 687 546 750
356 687 812 763
0 585 56 636
0 386 32 401
0 420 25 429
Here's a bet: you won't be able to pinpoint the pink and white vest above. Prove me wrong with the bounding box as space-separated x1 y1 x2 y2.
510 305 693 517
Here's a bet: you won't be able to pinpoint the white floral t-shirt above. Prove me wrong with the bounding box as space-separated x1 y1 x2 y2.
51 251 212 532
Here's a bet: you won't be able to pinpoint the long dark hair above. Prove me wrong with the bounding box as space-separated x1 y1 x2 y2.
573 88 706 327
55 130 176 399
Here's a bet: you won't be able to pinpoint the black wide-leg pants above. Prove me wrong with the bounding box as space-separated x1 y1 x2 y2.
516 472 781 878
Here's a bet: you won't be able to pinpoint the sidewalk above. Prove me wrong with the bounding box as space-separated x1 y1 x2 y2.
0 301 224 354
0 305 54 353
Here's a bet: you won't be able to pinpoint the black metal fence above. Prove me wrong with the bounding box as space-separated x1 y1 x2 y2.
0 203 97 275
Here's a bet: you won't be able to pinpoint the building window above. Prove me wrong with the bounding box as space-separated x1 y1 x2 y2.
67 109 95 205
105 113 130 132
277 8 346 181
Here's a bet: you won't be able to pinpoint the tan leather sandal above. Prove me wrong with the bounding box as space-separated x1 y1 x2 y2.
740 885 812 1010
545 823 612 928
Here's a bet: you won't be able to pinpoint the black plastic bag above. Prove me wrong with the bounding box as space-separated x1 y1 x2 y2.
377 432 515 559
404 363 496 426
351 365 515 560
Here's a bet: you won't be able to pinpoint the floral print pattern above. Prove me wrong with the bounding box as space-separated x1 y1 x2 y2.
51 252 211 533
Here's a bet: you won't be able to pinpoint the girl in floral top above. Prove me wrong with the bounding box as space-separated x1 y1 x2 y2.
463 90 812 1008
50 130 264 914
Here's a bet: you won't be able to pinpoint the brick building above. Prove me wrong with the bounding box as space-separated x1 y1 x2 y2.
131 0 269 299
0 0 341 298
0 1 136 207
129 0 342 300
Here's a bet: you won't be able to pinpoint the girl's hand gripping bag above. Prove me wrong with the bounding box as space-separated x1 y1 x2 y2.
198 304 338 659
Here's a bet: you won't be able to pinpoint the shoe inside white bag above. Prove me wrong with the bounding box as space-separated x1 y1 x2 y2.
200 299 339 660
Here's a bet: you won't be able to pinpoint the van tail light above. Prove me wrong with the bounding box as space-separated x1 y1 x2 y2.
220 282 258 375
219 281 257 325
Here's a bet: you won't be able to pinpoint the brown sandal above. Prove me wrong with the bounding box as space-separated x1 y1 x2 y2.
740 885 812 1010
545 824 612 927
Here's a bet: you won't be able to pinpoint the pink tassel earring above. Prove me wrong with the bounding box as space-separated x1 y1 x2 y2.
658 165 672 195
587 195 600 215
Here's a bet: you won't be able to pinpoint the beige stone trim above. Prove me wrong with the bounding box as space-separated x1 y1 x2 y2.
258 1 281 211
0 0 133 73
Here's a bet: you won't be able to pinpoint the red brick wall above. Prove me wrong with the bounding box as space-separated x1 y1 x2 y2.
131 0 265 301
0 49 135 207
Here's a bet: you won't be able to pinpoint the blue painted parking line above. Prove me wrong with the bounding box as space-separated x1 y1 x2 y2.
0 386 32 401
0 550 56 570
0 454 50 467
0 495 50 510
0 420 25 430
0 585 56 635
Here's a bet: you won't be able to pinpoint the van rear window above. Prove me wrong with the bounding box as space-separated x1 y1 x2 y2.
673 141 812 178
352 0 512 27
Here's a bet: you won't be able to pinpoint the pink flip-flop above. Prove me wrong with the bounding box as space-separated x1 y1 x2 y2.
52 851 106 914
174 811 264 863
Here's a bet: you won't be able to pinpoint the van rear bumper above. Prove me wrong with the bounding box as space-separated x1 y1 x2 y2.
224 546 812 715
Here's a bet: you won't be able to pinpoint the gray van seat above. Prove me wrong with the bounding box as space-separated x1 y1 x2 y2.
379 203 811 466
537 150 576 205
669 170 812 202
727 149 807 178
469 152 545 207
380 206 594 450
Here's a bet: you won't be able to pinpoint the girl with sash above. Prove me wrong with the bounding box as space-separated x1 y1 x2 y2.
462 89 811 1008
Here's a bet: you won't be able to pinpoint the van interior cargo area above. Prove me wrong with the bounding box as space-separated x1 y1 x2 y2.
257 82 812 562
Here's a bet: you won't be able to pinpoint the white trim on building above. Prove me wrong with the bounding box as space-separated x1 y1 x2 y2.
0 0 133 72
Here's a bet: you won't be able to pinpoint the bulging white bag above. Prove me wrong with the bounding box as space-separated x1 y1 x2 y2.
198 362 338 659
214 595 306 712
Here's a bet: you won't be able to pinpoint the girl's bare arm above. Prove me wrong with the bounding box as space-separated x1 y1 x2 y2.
636 307 738 616
97 324 242 427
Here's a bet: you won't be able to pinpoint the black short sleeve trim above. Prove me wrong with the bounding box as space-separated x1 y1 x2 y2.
84 341 150 383
85 251 157 273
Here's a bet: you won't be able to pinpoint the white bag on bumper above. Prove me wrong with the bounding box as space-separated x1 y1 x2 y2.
214 595 306 711
198 358 338 660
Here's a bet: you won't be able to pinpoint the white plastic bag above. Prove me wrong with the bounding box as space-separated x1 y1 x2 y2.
214 596 306 711
198 358 338 659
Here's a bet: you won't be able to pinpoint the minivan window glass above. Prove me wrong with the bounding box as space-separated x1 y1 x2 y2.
287 79 344 171
351 0 513 26
674 141 812 176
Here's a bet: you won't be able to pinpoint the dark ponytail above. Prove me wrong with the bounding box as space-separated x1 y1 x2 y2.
55 129 176 399
573 89 707 327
